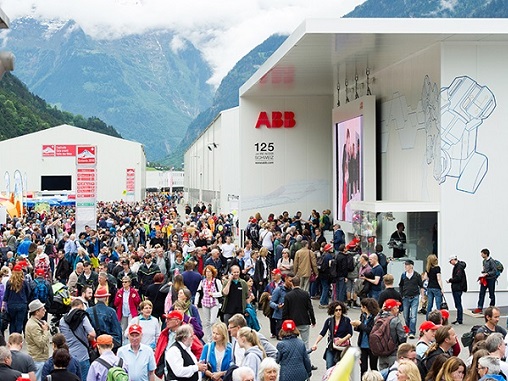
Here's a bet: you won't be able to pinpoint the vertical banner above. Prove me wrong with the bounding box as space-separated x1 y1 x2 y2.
13 170 23 217
126 168 135 202
4 171 9 196
75 145 97 234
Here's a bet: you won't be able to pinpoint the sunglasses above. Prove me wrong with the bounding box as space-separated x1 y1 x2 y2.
335 308 342 312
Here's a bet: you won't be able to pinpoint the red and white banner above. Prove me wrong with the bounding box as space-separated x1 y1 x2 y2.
76 168 96 199
76 145 96 165
42 144 77 157
126 168 135 192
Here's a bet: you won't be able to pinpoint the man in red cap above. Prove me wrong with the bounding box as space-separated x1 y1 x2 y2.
370 298 407 370
118 324 156 381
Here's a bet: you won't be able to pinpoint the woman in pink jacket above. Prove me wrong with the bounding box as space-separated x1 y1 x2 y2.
114 275 141 341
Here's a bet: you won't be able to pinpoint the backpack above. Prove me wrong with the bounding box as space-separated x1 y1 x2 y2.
316 254 325 270
249 225 259 242
369 315 397 357
494 259 504 278
380 366 397 381
329 255 338 281
95 357 129 381
460 324 483 349
346 253 355 272
33 279 49 303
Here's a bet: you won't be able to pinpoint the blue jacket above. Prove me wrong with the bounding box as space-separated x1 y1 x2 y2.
200 342 234 372
86 302 123 345
276 336 312 381
270 285 290 319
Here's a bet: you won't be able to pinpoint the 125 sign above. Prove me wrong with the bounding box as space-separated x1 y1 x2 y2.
255 142 274 152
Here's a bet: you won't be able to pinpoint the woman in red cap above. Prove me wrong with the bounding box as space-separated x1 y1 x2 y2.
276 319 312 381
2 264 30 333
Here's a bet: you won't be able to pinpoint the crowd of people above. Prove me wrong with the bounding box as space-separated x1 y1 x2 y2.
0 193 503 381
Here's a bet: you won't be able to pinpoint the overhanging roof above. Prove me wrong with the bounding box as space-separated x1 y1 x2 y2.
0 7 9 29
240 18 508 98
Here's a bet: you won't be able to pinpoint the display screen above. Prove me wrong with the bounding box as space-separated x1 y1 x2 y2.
41 175 72 191
335 116 363 222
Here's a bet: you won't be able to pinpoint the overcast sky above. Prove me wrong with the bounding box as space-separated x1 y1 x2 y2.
0 0 365 86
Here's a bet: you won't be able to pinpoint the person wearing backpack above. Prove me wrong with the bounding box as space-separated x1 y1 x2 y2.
417 325 457 378
474 248 498 314
369 299 407 370
31 268 54 320
383 343 417 381
87 334 128 381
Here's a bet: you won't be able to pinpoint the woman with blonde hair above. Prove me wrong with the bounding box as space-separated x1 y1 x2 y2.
397 359 422 381
435 357 466 381
425 254 444 318
2 264 30 333
200 322 233 380
237 327 266 381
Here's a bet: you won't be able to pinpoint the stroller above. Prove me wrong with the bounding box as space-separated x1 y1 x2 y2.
47 282 72 335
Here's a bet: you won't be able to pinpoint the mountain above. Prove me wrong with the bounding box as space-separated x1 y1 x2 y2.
161 34 288 167
0 72 121 140
345 0 508 17
1 18 214 160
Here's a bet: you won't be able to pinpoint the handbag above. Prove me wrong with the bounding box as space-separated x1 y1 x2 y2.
0 310 10 332
441 295 449 310
332 338 351 350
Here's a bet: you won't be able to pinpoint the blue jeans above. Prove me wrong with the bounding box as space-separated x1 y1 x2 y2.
426 288 442 318
35 361 45 381
336 277 347 302
320 277 330 306
402 296 419 335
478 278 496 308
325 348 340 369
8 303 27 334
80 359 90 380
369 289 381 300
452 291 463 323
310 278 319 297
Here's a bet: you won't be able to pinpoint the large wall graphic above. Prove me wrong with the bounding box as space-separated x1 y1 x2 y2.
437 76 496 193
381 75 496 194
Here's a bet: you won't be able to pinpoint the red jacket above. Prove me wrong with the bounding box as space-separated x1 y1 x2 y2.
114 287 141 321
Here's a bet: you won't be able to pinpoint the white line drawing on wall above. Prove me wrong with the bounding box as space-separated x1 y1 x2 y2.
438 76 496 193
382 75 495 195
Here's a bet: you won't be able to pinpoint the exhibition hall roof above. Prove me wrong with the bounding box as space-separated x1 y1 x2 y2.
240 18 508 98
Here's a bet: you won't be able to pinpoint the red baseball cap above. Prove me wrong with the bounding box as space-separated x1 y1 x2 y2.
281 320 296 332
440 309 450 320
164 310 184 321
35 268 45 276
420 321 441 332
271 268 282 275
383 299 401 310
323 243 333 252
128 324 143 335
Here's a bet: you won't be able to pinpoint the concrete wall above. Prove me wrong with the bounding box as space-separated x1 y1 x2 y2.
238 95 333 227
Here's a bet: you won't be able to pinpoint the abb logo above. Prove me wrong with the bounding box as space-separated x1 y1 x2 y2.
255 111 296 129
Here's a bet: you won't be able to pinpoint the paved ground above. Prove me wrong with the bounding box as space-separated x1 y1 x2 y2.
255 299 487 380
